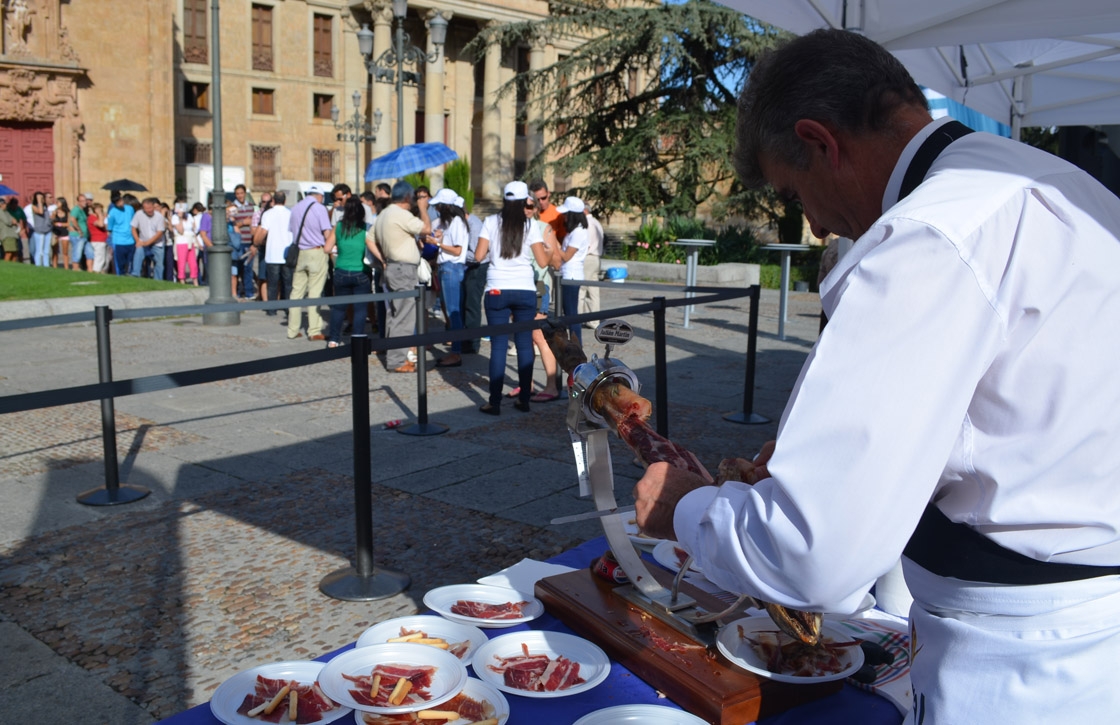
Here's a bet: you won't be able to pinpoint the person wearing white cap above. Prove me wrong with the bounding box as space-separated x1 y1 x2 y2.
474 181 559 414
553 196 590 343
429 188 469 367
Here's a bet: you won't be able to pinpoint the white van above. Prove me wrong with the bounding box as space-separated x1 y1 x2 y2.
275 180 331 207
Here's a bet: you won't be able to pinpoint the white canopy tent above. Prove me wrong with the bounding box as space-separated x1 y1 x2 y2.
717 0 1120 136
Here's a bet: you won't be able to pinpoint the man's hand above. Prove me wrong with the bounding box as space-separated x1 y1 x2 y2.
633 462 711 541
716 440 776 484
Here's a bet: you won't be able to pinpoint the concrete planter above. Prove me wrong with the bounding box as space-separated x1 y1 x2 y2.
600 260 760 286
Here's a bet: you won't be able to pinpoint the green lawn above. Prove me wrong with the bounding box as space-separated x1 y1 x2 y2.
0 262 184 301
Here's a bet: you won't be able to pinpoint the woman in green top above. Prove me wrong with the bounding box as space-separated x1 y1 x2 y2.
324 196 378 348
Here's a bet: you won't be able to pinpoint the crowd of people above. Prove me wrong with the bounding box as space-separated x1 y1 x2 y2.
2 177 607 412
252 177 605 416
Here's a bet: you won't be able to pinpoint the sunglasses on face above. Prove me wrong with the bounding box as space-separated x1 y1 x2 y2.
524 202 536 210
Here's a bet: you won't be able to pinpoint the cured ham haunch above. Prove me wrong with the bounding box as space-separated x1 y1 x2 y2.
236 675 339 723
486 643 585 692
591 382 653 424
449 599 528 620
342 663 436 707
586 383 823 647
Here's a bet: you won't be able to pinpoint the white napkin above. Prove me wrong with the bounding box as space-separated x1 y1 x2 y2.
477 558 577 598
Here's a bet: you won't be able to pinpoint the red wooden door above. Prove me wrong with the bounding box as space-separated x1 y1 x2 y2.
0 122 55 205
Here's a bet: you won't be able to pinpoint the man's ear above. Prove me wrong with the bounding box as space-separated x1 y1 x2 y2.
793 119 841 169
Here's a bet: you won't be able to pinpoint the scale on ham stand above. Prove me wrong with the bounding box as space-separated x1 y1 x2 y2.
561 319 748 645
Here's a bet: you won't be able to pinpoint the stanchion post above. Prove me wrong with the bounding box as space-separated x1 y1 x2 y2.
320 334 410 601
78 306 151 506
724 285 771 425
398 287 448 437
653 296 669 437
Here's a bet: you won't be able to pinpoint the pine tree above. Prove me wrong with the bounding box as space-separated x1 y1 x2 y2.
473 0 786 220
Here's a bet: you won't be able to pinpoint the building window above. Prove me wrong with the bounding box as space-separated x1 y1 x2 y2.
182 140 212 165
184 81 210 111
183 0 208 64
251 145 281 190
252 88 275 115
252 4 273 72
313 14 333 78
312 149 338 183
313 93 334 121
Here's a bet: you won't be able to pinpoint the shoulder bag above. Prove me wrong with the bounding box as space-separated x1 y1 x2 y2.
286 202 314 268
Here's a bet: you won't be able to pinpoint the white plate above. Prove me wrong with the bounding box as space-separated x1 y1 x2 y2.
622 518 668 548
352 677 510 725
209 660 351 725
318 643 468 714
716 616 865 684
573 704 709 724
356 615 487 667
423 583 544 629
652 540 703 574
472 630 611 699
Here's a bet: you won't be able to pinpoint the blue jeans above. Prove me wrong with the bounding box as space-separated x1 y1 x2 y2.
70 236 90 265
232 253 255 298
438 262 466 352
266 263 292 303
562 281 582 344
484 288 537 407
113 244 135 276
130 244 158 277
31 232 51 266
329 269 371 343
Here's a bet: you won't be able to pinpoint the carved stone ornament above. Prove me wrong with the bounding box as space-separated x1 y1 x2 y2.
3 0 35 57
0 66 78 121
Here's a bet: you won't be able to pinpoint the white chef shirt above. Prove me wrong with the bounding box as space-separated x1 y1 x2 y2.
675 118 1120 613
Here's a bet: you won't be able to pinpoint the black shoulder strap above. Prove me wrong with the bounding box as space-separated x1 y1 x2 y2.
897 120 974 203
293 202 314 247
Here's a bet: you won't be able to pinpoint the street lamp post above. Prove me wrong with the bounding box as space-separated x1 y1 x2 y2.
355 0 447 150
203 0 238 326
331 90 382 192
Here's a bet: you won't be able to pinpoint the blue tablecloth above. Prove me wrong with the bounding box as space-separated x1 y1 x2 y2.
158 537 903 724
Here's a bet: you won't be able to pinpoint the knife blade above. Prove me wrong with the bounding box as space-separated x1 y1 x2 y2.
550 505 637 525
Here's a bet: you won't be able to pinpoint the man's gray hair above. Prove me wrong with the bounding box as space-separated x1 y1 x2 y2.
272 190 286 205
390 180 414 203
734 29 927 188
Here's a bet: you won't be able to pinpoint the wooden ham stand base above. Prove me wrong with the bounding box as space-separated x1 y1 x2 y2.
535 567 840 725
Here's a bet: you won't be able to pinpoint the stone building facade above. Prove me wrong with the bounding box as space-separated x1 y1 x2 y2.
0 0 591 207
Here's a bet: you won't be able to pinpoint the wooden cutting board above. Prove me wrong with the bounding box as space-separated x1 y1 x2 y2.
535 567 840 725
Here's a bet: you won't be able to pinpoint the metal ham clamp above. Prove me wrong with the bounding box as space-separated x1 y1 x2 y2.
557 320 750 646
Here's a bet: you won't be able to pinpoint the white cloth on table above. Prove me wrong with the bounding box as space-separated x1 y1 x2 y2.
674 117 1120 723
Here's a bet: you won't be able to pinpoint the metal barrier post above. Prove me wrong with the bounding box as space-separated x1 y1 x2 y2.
320 334 411 601
653 296 669 437
78 306 151 506
724 285 771 425
399 287 448 437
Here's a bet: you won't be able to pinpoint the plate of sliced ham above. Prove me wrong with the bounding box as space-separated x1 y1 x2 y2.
423 584 544 629
317 643 468 714
471 630 610 699
209 660 350 725
354 677 510 724
356 615 487 667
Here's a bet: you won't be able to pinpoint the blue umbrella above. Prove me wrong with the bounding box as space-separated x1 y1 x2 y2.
0 183 18 197
364 143 458 182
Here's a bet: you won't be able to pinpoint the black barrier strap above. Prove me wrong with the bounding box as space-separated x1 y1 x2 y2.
0 311 93 332
0 287 756 416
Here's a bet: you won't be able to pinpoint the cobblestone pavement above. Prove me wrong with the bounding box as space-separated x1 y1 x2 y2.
0 284 822 722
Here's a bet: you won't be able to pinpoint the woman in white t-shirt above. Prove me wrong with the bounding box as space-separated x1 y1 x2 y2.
171 204 200 285
554 196 590 344
475 181 559 415
429 188 470 368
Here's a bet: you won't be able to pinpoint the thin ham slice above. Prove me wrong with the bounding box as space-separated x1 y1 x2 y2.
449 599 528 620
236 675 338 723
